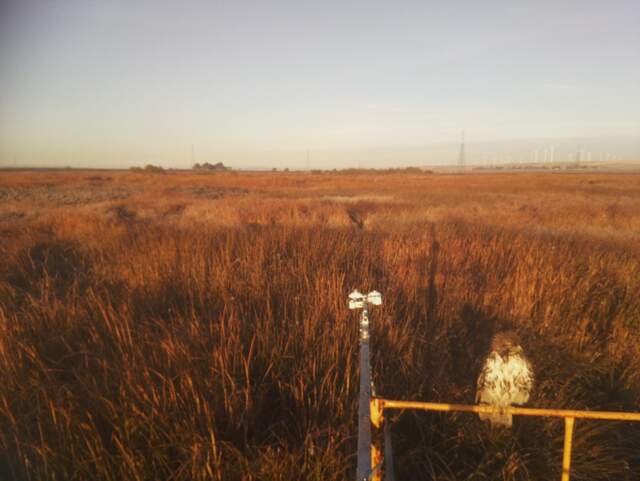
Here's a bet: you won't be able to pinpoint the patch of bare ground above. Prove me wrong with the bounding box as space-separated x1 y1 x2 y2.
164 185 250 199
0 184 130 205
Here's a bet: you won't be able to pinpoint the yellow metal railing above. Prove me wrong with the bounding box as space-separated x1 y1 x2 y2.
369 398 640 481
348 290 640 481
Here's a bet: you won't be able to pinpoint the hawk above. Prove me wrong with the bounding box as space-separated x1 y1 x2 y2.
475 331 534 427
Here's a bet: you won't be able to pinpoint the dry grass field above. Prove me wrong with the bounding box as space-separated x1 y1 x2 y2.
2 169 640 481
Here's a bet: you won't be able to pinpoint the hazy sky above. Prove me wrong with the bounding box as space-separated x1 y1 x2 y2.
1 0 639 168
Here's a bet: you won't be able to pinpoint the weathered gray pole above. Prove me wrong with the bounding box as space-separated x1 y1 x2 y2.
349 290 382 481
357 299 372 481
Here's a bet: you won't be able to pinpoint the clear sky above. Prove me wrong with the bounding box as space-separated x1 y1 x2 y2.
1 0 639 169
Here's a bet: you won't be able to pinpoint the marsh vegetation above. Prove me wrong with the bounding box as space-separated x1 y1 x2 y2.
1 170 640 480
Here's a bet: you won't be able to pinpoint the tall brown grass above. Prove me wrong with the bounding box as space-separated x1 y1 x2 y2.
1 170 640 480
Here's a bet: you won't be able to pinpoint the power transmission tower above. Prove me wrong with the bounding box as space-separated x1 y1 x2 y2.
458 131 465 173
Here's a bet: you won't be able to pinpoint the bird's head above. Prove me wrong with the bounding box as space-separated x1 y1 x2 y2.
491 331 523 357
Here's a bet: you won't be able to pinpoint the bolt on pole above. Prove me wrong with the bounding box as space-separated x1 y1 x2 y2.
349 290 382 481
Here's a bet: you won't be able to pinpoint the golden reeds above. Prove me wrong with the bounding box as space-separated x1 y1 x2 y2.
0 170 639 480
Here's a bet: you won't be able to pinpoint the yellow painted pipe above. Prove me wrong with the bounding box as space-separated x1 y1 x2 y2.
371 443 383 481
371 398 384 429
370 398 384 481
380 399 640 422
561 417 575 481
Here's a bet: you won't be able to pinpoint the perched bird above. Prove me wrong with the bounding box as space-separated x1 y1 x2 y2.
475 331 534 427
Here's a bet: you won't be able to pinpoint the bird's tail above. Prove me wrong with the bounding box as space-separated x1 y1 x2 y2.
479 408 513 428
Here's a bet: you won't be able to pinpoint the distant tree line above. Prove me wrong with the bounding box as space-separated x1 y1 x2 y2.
192 162 229 172
130 164 166 174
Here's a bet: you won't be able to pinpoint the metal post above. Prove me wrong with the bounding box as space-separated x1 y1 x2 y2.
370 398 384 481
383 421 396 481
357 301 372 481
350 290 382 481
561 417 575 481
